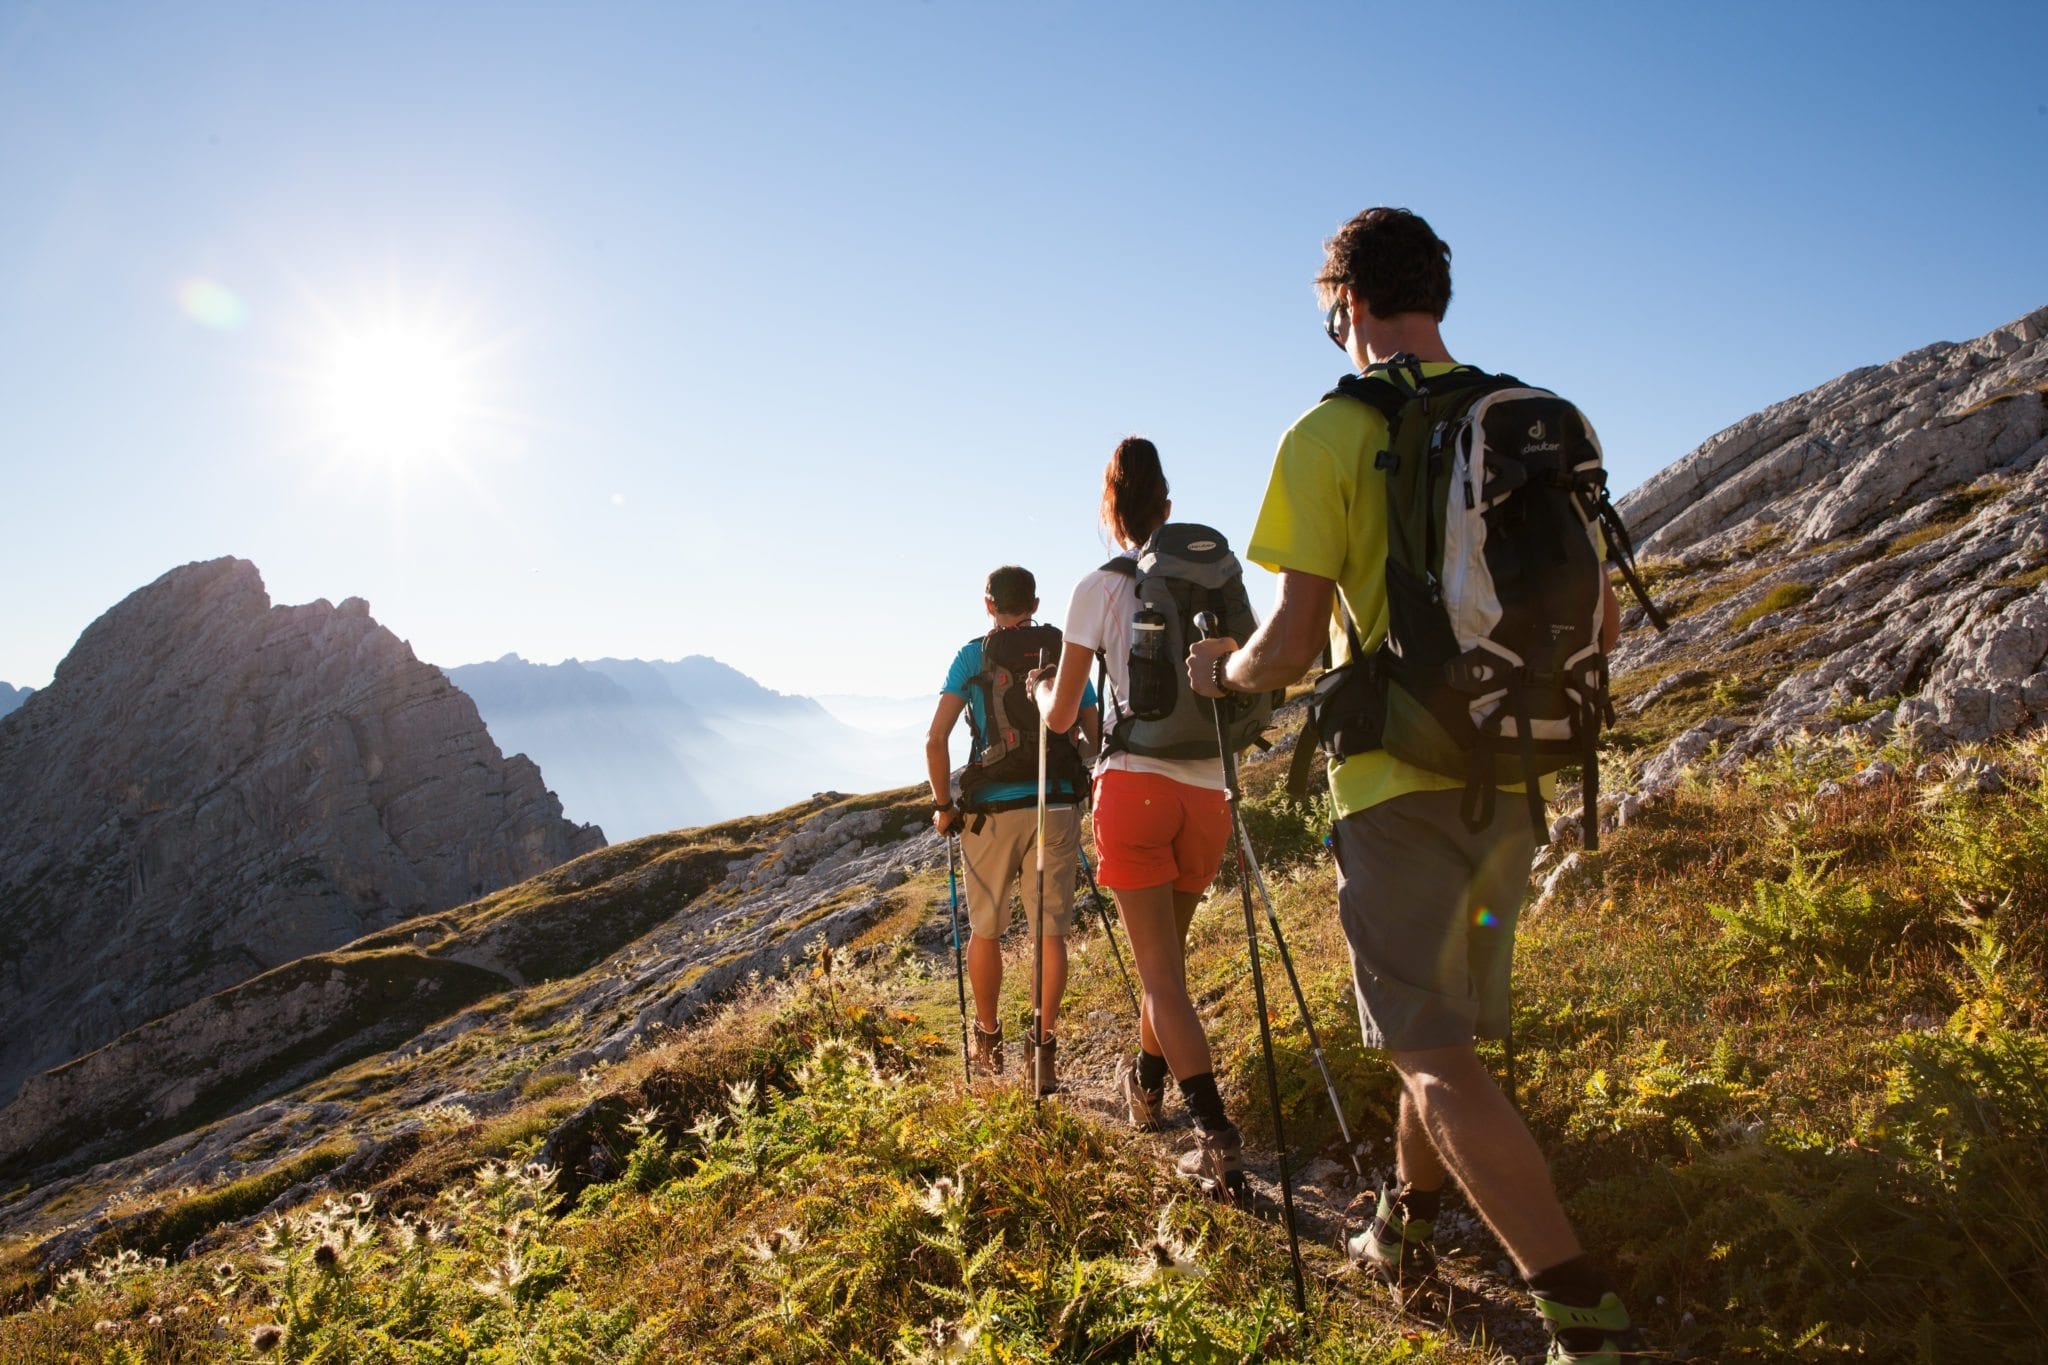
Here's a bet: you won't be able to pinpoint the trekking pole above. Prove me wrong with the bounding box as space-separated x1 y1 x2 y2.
1032 649 1049 1109
1230 817 1363 1178
946 834 971 1085
1076 844 1140 1017
1195 611 1305 1314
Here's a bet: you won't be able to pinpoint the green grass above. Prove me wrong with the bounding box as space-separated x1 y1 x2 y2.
1730 580 1816 629
1607 623 1825 753
9 729 2045 1362
3 968 1469 1364
91 1141 356 1263
1884 479 2013 555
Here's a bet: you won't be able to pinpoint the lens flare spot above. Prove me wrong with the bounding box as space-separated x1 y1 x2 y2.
176 278 247 330
1474 907 1499 928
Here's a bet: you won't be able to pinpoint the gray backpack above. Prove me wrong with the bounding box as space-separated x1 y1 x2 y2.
1097 523 1274 761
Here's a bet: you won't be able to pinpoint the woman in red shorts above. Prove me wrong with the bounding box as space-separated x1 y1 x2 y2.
1032 436 1244 1193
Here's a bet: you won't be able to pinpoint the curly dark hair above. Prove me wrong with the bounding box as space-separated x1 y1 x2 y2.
985 565 1036 615
1315 207 1452 321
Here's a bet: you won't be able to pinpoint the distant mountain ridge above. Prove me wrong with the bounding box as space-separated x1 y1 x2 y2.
444 654 920 841
0 558 603 1112
0 685 30 720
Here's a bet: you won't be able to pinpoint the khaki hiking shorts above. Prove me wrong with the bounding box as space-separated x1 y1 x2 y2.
961 804 1079 940
1331 789 1537 1052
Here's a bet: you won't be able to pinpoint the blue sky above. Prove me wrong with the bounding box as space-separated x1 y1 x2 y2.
3 1 2044 699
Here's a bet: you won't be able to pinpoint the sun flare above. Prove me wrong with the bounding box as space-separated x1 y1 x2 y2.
318 323 476 469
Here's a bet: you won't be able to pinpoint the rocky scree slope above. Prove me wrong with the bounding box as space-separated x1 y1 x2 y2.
0 787 934 1265
0 558 603 1113
1609 305 2048 798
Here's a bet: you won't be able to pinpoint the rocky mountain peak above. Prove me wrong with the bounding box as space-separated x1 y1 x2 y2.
0 558 603 1109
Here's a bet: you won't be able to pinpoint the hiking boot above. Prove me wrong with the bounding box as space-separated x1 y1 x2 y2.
1347 1184 1437 1286
1116 1057 1165 1131
970 1024 1003 1078
1533 1289 1637 1364
1029 1033 1058 1095
1174 1123 1246 1204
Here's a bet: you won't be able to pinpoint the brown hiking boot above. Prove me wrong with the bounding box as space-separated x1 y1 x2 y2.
1174 1123 1246 1204
1116 1057 1165 1131
1028 1033 1058 1095
970 1024 1003 1077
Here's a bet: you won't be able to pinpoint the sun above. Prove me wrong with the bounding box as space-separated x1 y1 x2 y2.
317 322 477 470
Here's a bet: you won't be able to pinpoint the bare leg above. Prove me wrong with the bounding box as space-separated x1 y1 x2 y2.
1038 935 1068 1037
1389 1044 1582 1276
1135 891 1203 1063
1117 883 1211 1079
1395 1090 1449 1190
966 934 1002 1033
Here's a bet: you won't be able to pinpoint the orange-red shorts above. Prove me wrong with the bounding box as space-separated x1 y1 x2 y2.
1090 769 1231 893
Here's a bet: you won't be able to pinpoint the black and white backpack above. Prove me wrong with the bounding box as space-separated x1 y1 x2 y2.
1307 356 1666 848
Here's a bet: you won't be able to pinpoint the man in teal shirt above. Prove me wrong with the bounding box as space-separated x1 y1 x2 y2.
925 565 1097 1088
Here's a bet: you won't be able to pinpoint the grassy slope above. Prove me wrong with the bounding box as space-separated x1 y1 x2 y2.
5 715 2046 1361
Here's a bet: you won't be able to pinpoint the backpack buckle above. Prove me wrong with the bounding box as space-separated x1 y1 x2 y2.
1444 653 1508 694
1375 448 1399 472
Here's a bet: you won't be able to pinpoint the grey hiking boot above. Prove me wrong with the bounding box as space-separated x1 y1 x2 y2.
1174 1123 1245 1204
970 1024 1003 1078
1028 1033 1058 1095
1532 1289 1638 1363
1116 1058 1165 1131
1347 1184 1437 1286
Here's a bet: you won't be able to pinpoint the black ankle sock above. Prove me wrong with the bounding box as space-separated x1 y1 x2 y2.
1396 1183 1442 1223
1135 1050 1169 1091
1176 1072 1230 1132
1528 1254 1612 1305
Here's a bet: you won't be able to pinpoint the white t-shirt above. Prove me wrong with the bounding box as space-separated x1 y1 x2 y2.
1063 557 1227 791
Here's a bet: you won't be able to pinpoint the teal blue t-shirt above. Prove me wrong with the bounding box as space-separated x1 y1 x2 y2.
944 635 1097 807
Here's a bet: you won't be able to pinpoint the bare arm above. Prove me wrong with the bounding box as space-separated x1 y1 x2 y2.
1602 579 1620 653
1029 639 1097 735
1188 568 1334 697
924 692 968 835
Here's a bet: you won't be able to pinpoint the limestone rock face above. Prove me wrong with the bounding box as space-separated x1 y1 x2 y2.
0 788 932 1216
1612 306 2048 789
0 558 603 1106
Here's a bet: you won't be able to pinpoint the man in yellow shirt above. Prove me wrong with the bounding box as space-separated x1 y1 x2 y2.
1187 208 1635 1365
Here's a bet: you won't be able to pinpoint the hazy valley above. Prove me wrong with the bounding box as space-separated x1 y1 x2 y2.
441 656 923 843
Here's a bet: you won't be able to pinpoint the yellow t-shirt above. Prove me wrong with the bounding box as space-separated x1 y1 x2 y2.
1248 362 1555 820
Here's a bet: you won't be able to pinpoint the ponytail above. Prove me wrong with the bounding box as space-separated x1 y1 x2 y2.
1101 436 1169 550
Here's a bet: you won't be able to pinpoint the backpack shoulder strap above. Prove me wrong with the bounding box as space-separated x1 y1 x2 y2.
1100 556 1136 578
1324 372 1409 423
964 629 999 741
